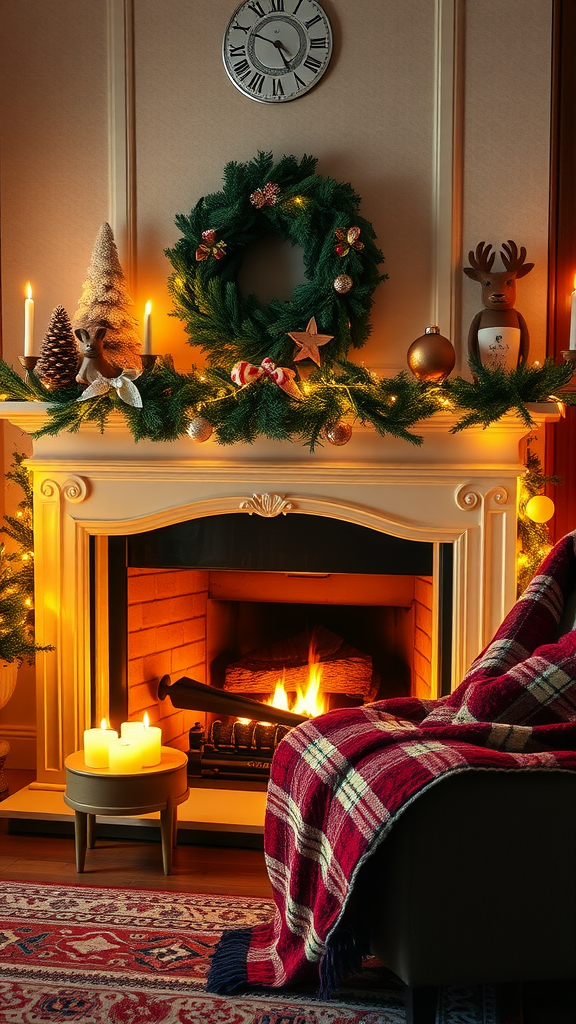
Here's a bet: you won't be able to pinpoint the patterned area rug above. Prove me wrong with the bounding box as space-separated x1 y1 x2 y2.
0 880 501 1023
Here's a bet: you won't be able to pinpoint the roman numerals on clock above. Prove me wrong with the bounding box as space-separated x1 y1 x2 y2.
224 0 333 103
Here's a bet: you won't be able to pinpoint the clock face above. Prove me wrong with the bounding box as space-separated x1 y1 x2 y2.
223 0 333 103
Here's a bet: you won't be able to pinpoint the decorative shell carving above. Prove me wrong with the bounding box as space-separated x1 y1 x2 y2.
239 493 294 517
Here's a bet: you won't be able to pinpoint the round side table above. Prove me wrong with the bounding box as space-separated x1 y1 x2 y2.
64 747 189 875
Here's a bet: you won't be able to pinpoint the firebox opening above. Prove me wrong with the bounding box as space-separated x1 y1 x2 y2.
98 516 453 769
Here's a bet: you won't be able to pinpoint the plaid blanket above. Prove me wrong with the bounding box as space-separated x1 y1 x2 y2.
207 532 576 997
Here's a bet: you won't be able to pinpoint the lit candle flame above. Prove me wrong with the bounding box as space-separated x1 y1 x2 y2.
143 712 150 728
100 718 108 730
26 282 32 300
145 300 152 316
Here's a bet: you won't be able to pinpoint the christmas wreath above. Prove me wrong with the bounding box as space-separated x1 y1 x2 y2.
165 151 386 369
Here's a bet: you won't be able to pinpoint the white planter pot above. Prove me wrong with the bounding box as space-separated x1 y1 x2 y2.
0 660 18 710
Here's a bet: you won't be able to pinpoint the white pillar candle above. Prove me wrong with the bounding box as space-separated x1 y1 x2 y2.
141 713 162 766
120 720 145 740
24 283 34 356
143 301 152 355
83 719 118 768
108 738 144 774
569 278 576 350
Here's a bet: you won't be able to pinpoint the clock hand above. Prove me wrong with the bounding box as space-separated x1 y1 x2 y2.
273 40 292 68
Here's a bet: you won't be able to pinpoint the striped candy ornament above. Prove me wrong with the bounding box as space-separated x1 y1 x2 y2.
231 357 302 401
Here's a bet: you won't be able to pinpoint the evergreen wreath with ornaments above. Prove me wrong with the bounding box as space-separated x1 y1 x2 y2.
165 151 386 370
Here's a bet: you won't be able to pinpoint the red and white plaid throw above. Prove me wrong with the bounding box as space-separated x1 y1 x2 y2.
208 532 576 997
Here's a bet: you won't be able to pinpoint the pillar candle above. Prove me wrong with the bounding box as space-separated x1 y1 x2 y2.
108 738 144 774
143 301 152 355
83 720 118 768
24 283 34 357
569 279 576 350
140 717 162 766
120 720 145 741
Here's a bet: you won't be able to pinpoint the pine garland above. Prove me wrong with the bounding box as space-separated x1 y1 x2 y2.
165 152 386 369
0 451 52 664
0 356 574 451
445 356 574 431
516 448 560 595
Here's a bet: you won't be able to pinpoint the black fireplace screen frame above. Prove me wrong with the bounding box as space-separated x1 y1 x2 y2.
95 514 454 725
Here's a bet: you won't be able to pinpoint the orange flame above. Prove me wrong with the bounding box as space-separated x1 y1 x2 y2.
267 641 327 718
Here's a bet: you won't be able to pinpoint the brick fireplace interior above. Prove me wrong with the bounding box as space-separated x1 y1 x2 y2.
106 513 453 758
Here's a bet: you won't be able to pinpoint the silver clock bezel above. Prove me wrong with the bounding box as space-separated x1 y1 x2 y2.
222 0 333 104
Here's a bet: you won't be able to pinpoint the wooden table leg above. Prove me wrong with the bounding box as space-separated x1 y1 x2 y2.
172 802 178 848
160 803 173 875
74 810 87 873
87 814 96 849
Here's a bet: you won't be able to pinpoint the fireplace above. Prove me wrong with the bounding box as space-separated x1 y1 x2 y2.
104 514 454 772
0 400 559 829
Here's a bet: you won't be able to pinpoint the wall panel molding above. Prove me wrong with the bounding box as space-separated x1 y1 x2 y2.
107 0 136 287
432 0 465 357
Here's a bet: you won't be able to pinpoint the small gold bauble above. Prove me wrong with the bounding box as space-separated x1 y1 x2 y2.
325 421 352 446
333 274 353 294
525 494 555 523
187 416 213 442
407 325 456 382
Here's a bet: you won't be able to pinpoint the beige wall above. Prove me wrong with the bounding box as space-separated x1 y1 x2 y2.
0 0 553 765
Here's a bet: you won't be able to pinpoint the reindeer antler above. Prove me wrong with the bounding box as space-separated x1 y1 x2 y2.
467 242 495 273
500 240 527 272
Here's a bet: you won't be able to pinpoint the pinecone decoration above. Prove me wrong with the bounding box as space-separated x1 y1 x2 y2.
36 306 79 389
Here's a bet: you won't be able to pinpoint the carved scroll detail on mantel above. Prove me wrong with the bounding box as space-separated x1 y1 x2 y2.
39 479 60 500
62 477 89 504
485 486 509 508
455 484 510 511
239 493 294 517
455 485 481 511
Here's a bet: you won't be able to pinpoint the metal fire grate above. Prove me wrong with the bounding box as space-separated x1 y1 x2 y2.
158 674 306 782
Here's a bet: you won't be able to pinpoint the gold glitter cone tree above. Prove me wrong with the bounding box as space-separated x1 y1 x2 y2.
73 223 140 370
35 306 79 389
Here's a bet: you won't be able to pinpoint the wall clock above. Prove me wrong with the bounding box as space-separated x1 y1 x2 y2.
223 0 333 103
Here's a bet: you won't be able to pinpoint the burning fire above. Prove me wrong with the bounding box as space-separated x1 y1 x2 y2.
267 643 327 719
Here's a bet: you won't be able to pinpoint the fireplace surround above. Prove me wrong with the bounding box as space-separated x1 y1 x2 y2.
0 400 559 829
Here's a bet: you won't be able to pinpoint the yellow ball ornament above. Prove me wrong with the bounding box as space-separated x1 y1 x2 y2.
525 494 555 523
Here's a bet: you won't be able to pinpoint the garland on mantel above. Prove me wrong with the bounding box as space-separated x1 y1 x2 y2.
0 355 573 450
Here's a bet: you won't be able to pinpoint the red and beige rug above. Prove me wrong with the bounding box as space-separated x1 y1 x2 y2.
0 879 505 1023
0 879 404 1023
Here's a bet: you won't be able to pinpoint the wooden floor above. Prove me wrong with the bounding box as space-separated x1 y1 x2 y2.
0 769 272 896
2 771 575 1023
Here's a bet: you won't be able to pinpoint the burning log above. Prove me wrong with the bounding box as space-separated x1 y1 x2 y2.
224 625 378 702
157 674 308 728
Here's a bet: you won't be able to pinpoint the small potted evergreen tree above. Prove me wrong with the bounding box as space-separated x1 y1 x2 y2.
0 453 52 796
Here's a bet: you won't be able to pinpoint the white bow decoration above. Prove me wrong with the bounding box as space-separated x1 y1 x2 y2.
77 370 143 408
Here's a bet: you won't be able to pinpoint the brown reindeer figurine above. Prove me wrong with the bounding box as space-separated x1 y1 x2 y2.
464 240 534 370
75 327 122 385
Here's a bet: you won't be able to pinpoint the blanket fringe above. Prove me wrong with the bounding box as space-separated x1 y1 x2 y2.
319 925 368 1000
206 926 251 994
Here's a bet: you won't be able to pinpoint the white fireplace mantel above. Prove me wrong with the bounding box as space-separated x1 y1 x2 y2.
0 401 560 791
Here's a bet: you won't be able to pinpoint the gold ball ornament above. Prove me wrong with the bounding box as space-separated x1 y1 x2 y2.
333 274 353 294
525 494 555 523
325 422 352 446
407 325 456 383
187 416 213 442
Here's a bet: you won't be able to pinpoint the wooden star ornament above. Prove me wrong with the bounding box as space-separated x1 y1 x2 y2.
289 317 334 366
